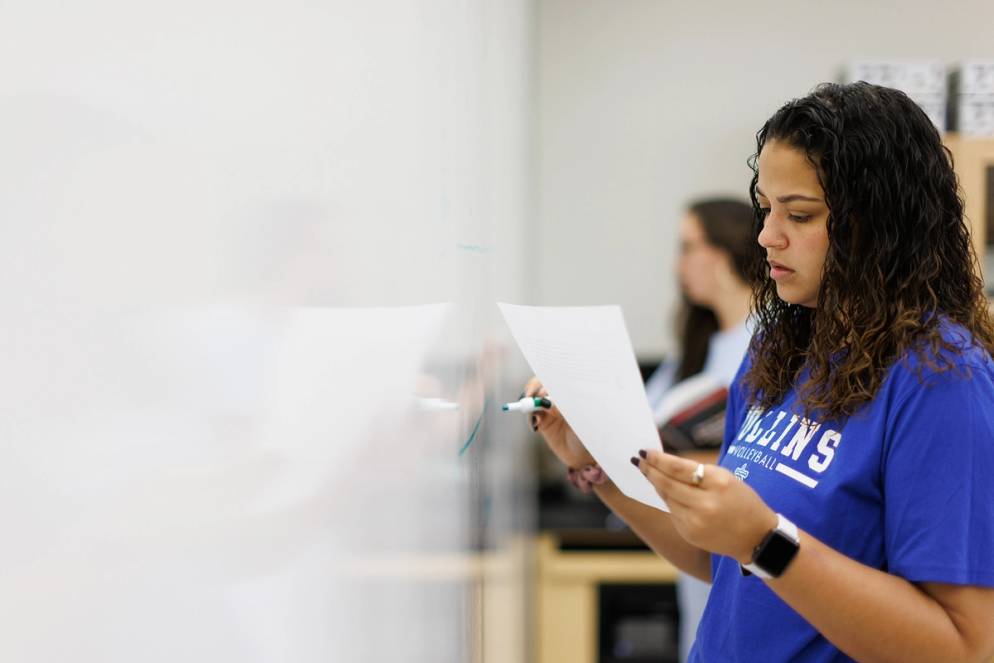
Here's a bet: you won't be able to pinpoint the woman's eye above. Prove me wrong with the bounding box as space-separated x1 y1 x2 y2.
788 214 811 223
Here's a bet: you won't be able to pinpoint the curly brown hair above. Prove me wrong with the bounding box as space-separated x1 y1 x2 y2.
743 82 994 420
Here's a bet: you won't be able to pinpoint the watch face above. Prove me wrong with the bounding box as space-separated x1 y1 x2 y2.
756 531 799 577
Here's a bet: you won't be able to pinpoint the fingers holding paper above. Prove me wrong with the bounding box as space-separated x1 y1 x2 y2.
522 376 595 469
523 376 549 399
633 449 777 564
523 376 551 428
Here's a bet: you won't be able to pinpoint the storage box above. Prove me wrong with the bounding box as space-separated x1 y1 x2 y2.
844 60 947 131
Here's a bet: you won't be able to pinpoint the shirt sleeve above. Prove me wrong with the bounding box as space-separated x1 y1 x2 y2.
883 361 994 587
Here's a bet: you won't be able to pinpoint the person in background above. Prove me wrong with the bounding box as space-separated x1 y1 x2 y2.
641 198 754 662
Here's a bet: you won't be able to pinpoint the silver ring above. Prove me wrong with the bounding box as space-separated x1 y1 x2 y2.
691 463 705 486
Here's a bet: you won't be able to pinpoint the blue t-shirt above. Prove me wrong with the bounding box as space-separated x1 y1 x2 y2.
690 322 994 662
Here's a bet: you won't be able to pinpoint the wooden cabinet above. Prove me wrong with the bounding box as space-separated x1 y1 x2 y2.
945 135 994 284
534 532 677 663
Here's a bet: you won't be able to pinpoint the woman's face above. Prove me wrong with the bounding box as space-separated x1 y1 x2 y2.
677 212 727 306
755 140 831 308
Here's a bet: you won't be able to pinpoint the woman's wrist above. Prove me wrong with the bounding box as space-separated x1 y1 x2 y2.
736 508 779 565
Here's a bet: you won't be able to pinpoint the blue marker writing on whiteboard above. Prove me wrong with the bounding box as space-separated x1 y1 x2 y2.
501 396 552 413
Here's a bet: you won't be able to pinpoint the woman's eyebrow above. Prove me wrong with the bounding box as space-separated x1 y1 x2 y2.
755 186 822 203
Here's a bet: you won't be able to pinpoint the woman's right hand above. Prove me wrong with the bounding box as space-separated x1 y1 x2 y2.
523 377 596 469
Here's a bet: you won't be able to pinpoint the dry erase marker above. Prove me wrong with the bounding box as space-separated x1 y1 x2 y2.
501 396 552 413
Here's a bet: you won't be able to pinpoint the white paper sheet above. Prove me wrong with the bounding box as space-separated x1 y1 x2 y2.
498 303 666 511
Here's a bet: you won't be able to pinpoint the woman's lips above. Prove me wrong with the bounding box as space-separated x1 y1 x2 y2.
768 260 795 280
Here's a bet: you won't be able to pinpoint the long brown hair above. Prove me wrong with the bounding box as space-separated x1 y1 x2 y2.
743 82 994 420
675 198 754 381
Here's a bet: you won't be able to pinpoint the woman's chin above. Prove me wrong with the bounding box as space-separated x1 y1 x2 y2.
774 285 817 308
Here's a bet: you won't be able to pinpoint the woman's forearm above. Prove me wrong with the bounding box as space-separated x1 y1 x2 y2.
593 480 711 581
768 529 994 663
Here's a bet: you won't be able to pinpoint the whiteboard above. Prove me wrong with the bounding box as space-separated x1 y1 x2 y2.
0 1 534 661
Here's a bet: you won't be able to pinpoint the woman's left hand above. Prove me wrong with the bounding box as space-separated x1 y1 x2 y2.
635 449 777 565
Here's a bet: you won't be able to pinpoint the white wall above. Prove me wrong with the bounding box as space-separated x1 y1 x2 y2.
537 0 994 357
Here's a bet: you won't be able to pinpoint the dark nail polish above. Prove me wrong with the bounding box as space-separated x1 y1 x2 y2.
530 414 538 428
519 391 526 399
630 457 640 467
638 449 647 459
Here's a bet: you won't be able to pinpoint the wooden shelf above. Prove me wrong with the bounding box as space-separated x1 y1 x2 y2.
534 531 676 663
537 532 677 584
944 134 994 263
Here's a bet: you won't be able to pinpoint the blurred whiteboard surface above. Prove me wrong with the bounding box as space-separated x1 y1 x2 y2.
0 0 534 660
255 304 452 508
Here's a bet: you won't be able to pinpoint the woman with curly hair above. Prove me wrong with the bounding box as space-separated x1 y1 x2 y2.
526 82 994 662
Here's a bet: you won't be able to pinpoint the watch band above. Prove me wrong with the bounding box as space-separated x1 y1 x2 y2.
741 513 799 579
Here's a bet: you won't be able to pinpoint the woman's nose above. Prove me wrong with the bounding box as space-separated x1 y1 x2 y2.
757 213 787 250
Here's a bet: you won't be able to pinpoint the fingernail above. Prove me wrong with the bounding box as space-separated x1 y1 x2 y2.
638 449 647 459
530 414 538 428
630 457 640 467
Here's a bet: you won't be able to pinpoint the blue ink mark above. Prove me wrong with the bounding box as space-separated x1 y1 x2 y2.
456 243 492 254
458 399 488 456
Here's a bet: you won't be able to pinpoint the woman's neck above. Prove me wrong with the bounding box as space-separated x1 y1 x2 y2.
711 284 752 332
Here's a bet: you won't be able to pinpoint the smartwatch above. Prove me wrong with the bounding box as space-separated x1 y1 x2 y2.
740 513 800 580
